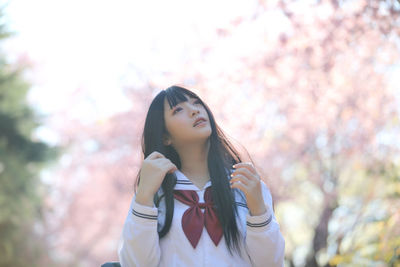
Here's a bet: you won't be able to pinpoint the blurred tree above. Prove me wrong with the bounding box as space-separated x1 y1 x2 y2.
0 5 59 267
328 159 400 266
235 0 400 266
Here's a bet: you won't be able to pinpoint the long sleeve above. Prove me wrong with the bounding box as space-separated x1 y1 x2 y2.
245 181 285 267
118 194 161 267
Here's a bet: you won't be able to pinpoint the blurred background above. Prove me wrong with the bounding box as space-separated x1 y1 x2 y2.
0 0 399 266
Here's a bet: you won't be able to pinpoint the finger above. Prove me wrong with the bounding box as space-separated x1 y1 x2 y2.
154 157 173 166
148 151 165 159
230 180 248 193
233 162 257 176
232 167 260 182
152 158 167 165
231 167 258 182
167 163 178 173
229 174 250 185
159 160 177 171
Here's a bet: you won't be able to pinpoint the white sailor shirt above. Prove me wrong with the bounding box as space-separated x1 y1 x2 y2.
118 169 285 267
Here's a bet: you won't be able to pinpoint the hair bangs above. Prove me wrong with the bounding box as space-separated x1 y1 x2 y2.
165 86 200 109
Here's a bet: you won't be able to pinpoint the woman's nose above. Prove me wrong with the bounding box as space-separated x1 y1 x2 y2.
189 105 200 115
191 109 200 116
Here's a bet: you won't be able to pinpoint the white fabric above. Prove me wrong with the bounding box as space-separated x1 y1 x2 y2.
118 169 285 267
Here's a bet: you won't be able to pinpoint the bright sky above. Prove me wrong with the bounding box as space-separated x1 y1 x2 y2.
2 0 399 146
1 0 294 146
2 0 260 116
1 0 262 144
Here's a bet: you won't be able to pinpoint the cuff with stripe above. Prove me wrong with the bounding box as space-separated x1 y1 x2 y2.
246 208 273 232
131 197 158 223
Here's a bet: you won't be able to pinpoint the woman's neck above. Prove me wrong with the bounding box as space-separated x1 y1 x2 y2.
176 139 210 187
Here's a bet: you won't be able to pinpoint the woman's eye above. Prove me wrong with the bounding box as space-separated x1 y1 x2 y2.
173 107 182 114
172 100 201 114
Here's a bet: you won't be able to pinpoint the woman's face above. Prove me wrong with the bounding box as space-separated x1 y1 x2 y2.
163 95 212 146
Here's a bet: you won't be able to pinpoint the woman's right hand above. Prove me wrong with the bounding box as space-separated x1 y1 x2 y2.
135 151 178 207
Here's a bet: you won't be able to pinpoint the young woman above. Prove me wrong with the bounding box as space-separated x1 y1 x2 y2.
118 85 285 266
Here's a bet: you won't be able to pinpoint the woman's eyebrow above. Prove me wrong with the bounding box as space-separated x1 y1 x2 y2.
170 102 182 111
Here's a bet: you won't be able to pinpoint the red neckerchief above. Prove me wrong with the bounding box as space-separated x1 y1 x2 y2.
173 187 223 248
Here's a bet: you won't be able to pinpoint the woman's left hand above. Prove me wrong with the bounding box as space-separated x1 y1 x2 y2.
230 162 267 216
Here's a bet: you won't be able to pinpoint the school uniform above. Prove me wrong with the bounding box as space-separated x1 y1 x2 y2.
118 169 285 267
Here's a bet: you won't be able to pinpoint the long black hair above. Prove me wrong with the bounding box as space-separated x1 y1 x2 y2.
134 85 251 255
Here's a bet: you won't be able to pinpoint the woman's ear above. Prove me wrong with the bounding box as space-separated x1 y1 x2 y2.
163 135 171 146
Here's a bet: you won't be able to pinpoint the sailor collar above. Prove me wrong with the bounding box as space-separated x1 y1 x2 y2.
174 169 212 191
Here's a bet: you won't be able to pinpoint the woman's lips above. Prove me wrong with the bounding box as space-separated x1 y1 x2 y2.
194 120 207 127
193 118 206 126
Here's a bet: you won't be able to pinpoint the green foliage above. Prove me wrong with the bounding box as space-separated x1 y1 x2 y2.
0 5 60 267
328 160 400 266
